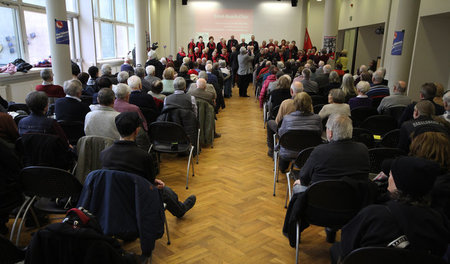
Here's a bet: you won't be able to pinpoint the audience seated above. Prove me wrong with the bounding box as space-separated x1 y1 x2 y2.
324 71 341 97
0 112 19 147
433 82 445 107
134 66 152 93
145 50 164 79
76 72 89 90
197 71 217 101
101 64 118 85
148 80 165 109
92 77 113 104
442 91 450 123
116 71 129 84
340 73 357 103
161 67 176 94
259 66 278 107
144 65 161 88
366 70 390 107
35 69 65 99
113 83 147 131
277 92 321 172
84 66 99 96
55 79 90 122
314 64 331 95
318 89 351 120
377 81 411 113
128 76 158 112
120 57 134 76
188 78 215 106
348 81 372 110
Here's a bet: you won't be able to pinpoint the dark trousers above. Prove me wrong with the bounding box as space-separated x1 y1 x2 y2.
237 74 252 96
162 186 186 218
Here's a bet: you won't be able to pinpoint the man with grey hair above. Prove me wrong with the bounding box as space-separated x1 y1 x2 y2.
145 50 164 79
237 46 254 97
300 68 319 94
314 64 331 94
134 66 152 93
196 71 217 99
117 71 129 84
164 77 197 115
366 70 390 107
55 79 90 122
113 83 147 130
265 81 304 156
187 78 215 106
128 75 158 123
144 65 161 87
316 60 325 75
377 81 411 113
101 64 118 85
293 114 369 193
35 69 65 98
442 91 450 123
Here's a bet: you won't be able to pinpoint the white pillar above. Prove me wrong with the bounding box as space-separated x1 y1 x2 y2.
169 0 177 56
298 0 309 49
385 0 420 90
322 0 340 50
46 0 72 85
135 0 148 66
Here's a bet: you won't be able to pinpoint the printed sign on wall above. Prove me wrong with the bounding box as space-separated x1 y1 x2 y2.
55 19 69 45
391 30 404 56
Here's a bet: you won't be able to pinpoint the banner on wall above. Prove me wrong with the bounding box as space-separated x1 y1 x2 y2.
303 28 312 51
323 36 336 52
55 19 69 45
195 9 253 40
391 30 404 55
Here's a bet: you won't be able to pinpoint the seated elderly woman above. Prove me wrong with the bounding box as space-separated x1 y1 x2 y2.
348 81 373 110
318 88 351 120
340 73 357 102
277 92 321 172
161 67 176 94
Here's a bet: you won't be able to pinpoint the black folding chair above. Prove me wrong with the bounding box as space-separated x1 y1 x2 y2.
10 166 82 246
57 120 85 146
380 129 400 148
268 105 280 121
342 247 447 264
80 95 93 108
351 107 378 127
313 104 325 114
13 115 28 126
285 147 315 208
368 148 405 174
294 180 362 264
383 106 406 125
352 128 375 149
7 103 30 114
0 235 25 263
311 95 326 106
360 115 398 136
273 130 322 196
148 122 195 189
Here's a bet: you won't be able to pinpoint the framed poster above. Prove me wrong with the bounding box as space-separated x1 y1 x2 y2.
391 30 404 55
55 19 69 45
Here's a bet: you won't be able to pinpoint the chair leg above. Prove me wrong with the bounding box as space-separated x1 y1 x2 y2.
164 210 171 245
273 151 278 196
10 196 32 241
16 196 37 246
295 222 300 264
285 172 291 208
263 103 267 128
186 146 194 189
196 128 200 164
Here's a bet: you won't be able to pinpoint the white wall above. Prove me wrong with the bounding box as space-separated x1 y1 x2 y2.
308 0 325 48
339 0 390 30
354 23 384 72
419 0 450 17
408 13 450 100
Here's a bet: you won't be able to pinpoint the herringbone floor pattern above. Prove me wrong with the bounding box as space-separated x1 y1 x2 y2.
8 85 332 263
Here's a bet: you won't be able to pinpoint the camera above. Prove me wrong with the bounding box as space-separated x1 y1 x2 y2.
151 42 159 50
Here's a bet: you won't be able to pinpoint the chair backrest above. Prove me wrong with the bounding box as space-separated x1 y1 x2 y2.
80 95 93 108
342 247 447 264
149 121 191 145
140 107 158 124
293 147 315 169
351 107 378 127
360 115 398 136
304 180 361 228
311 95 326 106
7 103 30 114
14 115 28 126
371 97 384 108
20 166 82 198
57 120 85 146
313 104 325 114
383 106 407 125
269 88 291 109
352 128 375 148
380 129 400 148
269 105 280 120
279 130 322 153
368 148 405 173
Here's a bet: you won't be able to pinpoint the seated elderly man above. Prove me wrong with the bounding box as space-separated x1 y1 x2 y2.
113 83 147 131
135 66 152 94
35 69 65 98
294 114 369 192
55 79 90 122
366 70 390 107
128 75 159 123
377 81 411 113
120 57 134 76
164 77 197 115
116 71 129 84
188 78 215 106
84 88 121 140
100 64 118 85
100 112 196 218
144 65 161 87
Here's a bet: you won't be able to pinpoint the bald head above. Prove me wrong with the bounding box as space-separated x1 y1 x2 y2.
395 81 407 94
291 81 304 96
197 78 207 90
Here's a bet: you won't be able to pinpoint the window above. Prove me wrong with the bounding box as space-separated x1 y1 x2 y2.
66 0 78 13
0 7 21 65
23 0 46 6
24 10 50 65
99 0 113 20
101 22 115 59
115 0 127 22
116 25 128 57
128 26 135 51
127 0 134 24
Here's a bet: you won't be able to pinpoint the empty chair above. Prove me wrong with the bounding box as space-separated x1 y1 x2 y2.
342 247 447 264
148 122 195 189
360 115 398 136
368 148 405 173
351 107 378 127
352 128 375 149
380 129 400 148
57 120 85 146
10 166 82 246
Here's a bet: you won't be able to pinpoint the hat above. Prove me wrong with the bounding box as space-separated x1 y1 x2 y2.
115 112 142 137
390 156 441 197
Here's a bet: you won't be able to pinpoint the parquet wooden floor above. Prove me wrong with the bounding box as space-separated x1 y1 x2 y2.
7 85 333 263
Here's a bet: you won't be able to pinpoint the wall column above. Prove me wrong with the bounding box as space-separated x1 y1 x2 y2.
385 0 420 91
135 0 148 66
322 0 340 50
169 0 177 56
46 0 72 85
298 0 309 49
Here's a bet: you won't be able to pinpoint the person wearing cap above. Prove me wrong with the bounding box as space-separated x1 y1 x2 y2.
237 46 254 97
100 112 196 218
332 156 450 262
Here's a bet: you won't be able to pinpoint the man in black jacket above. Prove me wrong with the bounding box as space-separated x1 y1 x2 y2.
145 50 164 79
100 112 196 218
127 76 159 124
55 79 90 122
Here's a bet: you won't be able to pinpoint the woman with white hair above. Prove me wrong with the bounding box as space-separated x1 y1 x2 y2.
348 81 373 110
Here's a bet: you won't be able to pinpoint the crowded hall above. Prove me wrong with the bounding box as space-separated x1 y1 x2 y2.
1 0 450 263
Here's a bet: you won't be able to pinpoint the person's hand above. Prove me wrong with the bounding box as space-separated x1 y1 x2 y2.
154 179 165 189
293 179 301 186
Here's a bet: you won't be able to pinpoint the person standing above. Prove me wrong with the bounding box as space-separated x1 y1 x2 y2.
237 46 254 97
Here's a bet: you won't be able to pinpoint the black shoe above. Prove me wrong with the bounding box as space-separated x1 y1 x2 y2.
242 95 250 97
325 228 336 243
267 149 273 157
214 132 221 138
183 195 196 213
